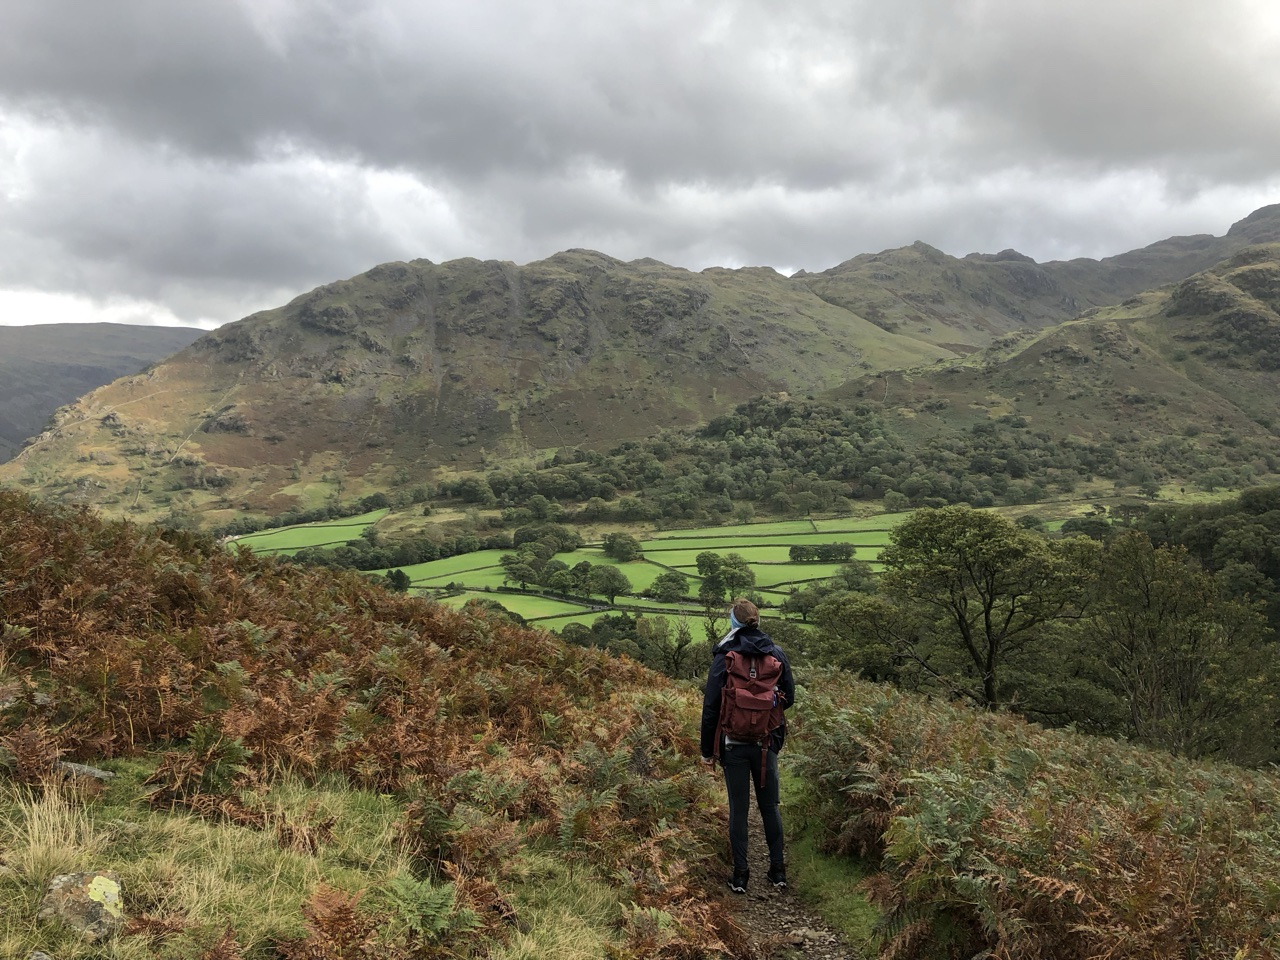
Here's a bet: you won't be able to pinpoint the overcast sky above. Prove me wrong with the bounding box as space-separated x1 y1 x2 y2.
1 0 1278 329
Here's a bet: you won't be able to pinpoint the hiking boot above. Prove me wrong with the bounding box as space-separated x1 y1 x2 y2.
727 869 749 894
767 864 787 889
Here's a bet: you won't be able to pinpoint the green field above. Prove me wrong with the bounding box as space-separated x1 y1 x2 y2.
231 509 389 553
750 562 850 589
577 555 668 592
433 591 594 620
431 595 700 636
417 566 514 589
524 612 612 629
612 597 705 613
644 531 890 549
531 610 696 633
812 514 909 532
648 545 873 566
648 519 824 539
233 510 906 630
374 549 510 583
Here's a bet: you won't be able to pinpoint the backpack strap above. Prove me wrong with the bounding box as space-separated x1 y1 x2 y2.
712 651 731 763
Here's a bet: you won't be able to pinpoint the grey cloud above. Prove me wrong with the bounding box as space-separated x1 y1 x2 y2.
0 0 1278 327
845 1 1280 178
4 1 1277 189
0 126 424 307
0 1 962 189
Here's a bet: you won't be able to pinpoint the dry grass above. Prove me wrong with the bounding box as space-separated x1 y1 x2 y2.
0 774 417 959
0 493 732 958
487 850 623 960
0 783 111 888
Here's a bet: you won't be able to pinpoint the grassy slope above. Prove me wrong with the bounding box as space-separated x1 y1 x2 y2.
229 509 389 553
0 492 738 959
792 672 1280 958
827 244 1280 494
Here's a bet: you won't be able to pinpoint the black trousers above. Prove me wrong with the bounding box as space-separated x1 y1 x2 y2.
721 742 784 871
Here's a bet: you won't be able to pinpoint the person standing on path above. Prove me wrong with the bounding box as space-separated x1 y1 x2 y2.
700 598 795 894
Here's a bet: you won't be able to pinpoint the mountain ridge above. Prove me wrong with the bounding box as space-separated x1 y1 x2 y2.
828 240 1280 501
3 205 1279 523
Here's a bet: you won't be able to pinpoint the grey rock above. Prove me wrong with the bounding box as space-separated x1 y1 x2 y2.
38 871 124 941
54 761 116 782
0 691 53 710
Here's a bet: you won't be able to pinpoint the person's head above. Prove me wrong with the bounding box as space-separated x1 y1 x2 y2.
729 598 759 630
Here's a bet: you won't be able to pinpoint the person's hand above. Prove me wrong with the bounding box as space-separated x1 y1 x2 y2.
700 756 715 769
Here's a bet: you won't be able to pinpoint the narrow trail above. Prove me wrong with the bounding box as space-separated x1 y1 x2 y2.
725 818 866 959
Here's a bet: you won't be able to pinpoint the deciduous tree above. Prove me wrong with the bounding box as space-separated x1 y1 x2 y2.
602 532 644 562
873 506 1099 708
1090 531 1277 763
588 565 631 604
650 571 690 603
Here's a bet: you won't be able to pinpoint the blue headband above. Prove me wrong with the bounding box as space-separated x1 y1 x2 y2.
729 610 744 630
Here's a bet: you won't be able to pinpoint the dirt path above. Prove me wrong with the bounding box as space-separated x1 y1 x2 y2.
724 818 867 959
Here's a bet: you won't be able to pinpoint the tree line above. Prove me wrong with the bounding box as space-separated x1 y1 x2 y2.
431 394 1272 523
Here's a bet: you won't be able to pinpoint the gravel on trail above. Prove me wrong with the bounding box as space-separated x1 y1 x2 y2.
719 813 869 959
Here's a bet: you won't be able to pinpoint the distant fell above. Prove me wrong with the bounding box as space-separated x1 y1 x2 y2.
0 323 202 462
798 205 1280 347
829 240 1280 495
0 253 948 521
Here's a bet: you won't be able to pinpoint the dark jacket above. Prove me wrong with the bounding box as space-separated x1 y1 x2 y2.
700 625 795 759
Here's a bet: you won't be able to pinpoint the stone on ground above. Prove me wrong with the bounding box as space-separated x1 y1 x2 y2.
38 870 124 941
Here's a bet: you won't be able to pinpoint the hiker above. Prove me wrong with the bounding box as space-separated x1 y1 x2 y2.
700 597 795 894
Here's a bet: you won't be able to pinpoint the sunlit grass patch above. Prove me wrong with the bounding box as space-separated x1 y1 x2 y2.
0 783 112 890
232 509 389 553
487 849 624 960
812 515 905 533
419 565 513 589
380 549 510 582
750 562 848 588
648 519 820 539
435 591 593 619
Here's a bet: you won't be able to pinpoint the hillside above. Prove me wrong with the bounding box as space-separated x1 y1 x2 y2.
0 323 202 463
5 493 1280 958
828 241 1280 496
2 206 1278 524
0 490 738 957
796 203 1280 349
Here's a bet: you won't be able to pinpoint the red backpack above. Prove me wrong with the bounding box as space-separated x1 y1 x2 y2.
714 650 786 785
